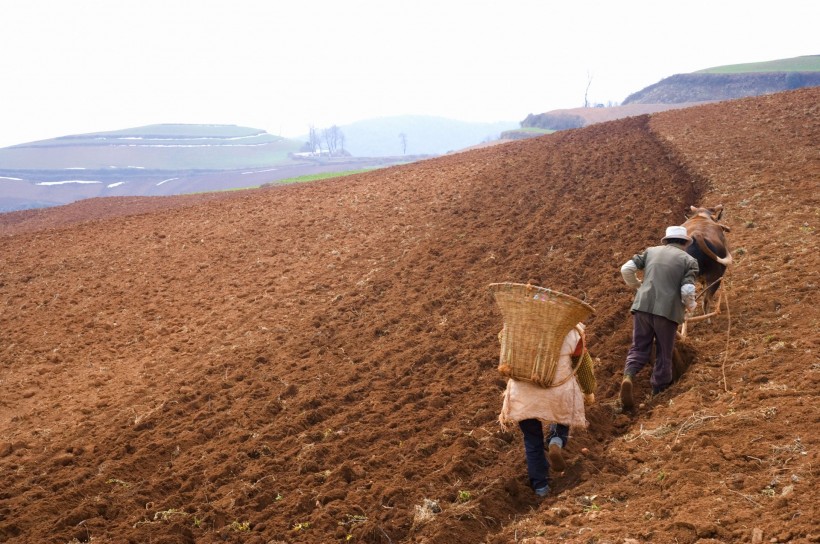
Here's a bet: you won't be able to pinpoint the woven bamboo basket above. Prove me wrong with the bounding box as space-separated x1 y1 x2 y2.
490 283 596 388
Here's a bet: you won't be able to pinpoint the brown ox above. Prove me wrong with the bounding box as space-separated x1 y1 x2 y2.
683 204 732 318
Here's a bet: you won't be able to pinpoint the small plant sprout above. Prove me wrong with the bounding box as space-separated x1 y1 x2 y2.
106 478 130 487
578 495 600 513
339 514 367 526
657 470 667 481
584 502 602 513
229 520 251 532
153 508 187 522
457 490 472 503
292 521 312 531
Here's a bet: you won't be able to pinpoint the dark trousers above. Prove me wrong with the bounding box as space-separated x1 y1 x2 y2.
625 310 678 391
518 419 570 490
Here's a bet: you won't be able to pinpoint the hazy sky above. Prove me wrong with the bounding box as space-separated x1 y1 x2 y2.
1 0 817 148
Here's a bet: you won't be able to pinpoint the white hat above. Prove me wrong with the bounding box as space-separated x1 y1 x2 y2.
662 225 691 243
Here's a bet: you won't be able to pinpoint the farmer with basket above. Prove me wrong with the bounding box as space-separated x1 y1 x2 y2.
619 225 699 408
493 284 597 498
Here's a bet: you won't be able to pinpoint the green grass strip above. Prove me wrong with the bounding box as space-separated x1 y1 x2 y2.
187 168 373 195
277 169 371 184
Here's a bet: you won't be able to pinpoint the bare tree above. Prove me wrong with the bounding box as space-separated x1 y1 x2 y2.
399 132 407 155
322 127 335 155
322 125 344 155
584 72 593 108
309 125 346 156
322 128 331 154
308 125 321 154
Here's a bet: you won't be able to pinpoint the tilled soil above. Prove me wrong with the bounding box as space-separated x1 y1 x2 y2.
0 87 817 544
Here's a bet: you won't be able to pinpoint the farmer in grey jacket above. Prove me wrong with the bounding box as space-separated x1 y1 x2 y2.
619 225 699 409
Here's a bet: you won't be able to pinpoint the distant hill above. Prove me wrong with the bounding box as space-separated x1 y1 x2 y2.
331 116 517 157
623 54 820 104
519 55 819 134
0 124 302 171
0 119 517 212
0 124 414 212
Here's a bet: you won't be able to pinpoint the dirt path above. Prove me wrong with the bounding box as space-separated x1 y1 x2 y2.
0 87 817 543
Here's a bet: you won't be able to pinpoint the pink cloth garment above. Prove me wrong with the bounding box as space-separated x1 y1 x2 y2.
499 324 587 429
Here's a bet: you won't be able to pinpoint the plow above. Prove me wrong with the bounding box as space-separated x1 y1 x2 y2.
679 277 727 340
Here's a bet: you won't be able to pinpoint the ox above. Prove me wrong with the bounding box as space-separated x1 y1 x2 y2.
683 204 732 324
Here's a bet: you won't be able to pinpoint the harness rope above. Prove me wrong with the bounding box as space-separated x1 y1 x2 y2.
719 276 733 393
694 277 724 301
687 272 734 392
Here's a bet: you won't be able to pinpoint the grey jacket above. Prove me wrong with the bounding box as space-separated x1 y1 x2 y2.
623 244 699 324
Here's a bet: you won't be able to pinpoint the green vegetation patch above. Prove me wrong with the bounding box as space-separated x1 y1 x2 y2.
190 168 372 195
276 169 372 185
697 55 820 74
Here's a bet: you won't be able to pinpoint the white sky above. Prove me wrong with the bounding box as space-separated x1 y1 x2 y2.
0 0 817 148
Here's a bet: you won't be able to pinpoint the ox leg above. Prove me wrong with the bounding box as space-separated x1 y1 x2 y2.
701 278 724 323
688 290 723 329
702 292 712 322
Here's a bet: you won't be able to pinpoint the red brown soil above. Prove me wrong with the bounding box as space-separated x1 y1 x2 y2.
1 87 817 544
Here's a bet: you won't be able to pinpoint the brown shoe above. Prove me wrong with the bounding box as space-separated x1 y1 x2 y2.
620 375 634 410
548 443 566 473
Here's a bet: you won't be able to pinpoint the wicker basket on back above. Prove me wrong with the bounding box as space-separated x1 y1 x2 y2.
490 283 596 388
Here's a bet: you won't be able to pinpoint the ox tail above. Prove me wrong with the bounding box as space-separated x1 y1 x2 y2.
694 235 732 267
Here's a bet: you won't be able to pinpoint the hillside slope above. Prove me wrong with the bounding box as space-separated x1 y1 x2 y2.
623 56 820 105
623 71 820 105
0 124 302 171
521 56 820 134
0 124 304 212
0 88 817 543
0 119 505 212
0 124 412 213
